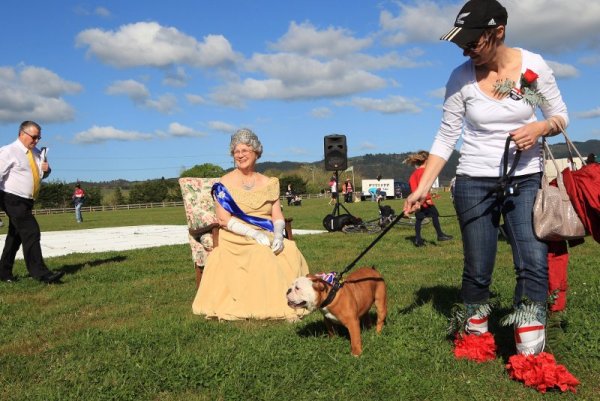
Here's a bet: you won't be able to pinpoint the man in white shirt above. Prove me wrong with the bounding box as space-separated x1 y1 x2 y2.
0 121 64 284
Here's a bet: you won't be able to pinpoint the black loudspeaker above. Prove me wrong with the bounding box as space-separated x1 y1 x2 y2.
324 134 347 171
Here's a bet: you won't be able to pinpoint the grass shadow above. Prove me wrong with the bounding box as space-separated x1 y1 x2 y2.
402 235 443 247
296 311 380 341
59 255 128 275
398 285 461 317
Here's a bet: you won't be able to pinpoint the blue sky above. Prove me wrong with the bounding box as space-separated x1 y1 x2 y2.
2 0 600 182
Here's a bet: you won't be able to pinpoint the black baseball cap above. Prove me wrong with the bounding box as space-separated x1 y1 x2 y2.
440 0 508 48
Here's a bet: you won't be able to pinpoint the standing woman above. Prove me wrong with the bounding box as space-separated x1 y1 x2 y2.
404 151 452 247
72 183 86 223
404 0 568 355
192 128 309 321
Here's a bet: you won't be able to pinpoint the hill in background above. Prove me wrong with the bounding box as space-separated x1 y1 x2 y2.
257 139 600 186
74 139 600 189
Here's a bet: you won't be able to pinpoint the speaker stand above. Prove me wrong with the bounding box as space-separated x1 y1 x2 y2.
330 170 353 217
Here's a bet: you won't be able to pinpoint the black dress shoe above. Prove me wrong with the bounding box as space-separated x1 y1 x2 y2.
414 239 426 247
437 234 453 241
0 274 19 283
38 271 65 284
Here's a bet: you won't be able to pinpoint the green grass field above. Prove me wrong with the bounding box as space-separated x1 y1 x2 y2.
1 194 599 400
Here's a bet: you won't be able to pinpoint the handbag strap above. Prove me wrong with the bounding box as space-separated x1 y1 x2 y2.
549 120 586 167
541 138 571 201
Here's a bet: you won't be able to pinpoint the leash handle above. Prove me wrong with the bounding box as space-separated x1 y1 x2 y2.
502 136 521 178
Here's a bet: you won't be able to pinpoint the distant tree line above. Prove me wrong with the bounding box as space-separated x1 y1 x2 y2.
36 178 181 209
34 164 227 209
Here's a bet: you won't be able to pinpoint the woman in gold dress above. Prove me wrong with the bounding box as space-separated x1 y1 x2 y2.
192 128 309 321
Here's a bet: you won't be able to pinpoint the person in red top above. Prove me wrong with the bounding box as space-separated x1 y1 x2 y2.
72 183 86 223
405 151 452 247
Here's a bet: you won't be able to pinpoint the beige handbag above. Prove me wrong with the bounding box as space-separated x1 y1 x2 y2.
533 135 586 241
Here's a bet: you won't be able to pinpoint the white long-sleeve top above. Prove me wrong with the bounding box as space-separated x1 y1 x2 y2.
0 139 45 199
430 48 569 177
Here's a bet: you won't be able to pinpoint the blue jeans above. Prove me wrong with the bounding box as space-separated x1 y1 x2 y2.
453 173 548 306
75 203 83 222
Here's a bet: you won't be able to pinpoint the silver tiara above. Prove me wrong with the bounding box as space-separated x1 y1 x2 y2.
232 128 258 143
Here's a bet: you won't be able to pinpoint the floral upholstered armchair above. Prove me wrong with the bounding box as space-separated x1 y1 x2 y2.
179 177 220 288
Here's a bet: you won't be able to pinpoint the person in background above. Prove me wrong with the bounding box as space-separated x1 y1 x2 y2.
328 176 338 206
285 183 293 206
192 128 308 321
368 186 378 202
72 183 86 223
404 151 453 247
586 153 596 164
0 121 64 284
404 0 568 356
342 178 354 203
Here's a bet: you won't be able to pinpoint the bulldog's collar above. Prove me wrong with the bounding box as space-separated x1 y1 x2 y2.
320 278 343 308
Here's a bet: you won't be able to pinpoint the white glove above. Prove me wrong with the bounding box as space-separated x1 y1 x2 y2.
271 219 285 254
227 218 270 246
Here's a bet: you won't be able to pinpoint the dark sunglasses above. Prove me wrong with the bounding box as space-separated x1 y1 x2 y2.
21 130 42 141
460 41 480 51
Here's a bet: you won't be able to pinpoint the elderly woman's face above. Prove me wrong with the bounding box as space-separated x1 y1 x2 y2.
233 143 257 168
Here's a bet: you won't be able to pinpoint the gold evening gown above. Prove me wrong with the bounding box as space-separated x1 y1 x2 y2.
192 177 308 320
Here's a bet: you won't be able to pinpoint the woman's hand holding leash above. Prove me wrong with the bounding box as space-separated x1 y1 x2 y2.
510 121 547 151
403 190 426 215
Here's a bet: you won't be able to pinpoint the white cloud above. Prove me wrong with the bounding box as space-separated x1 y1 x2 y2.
379 1 454 45
285 146 309 155
311 107 332 118
105 79 177 113
20 66 82 97
379 0 600 53
346 52 429 70
359 141 377 150
271 21 371 58
208 121 237 133
336 96 421 114
76 22 237 68
73 125 154 144
206 18 428 106
94 7 110 17
574 107 600 119
546 61 579 79
0 65 81 123
74 5 111 17
168 122 206 137
106 79 149 101
579 54 600 65
145 94 178 114
163 66 188 87
428 87 446 99
507 0 600 53
186 94 207 105
213 54 386 103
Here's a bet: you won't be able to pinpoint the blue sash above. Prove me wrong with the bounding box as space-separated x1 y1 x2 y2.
212 182 274 232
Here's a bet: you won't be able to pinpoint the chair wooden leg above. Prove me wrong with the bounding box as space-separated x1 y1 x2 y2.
195 263 204 289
